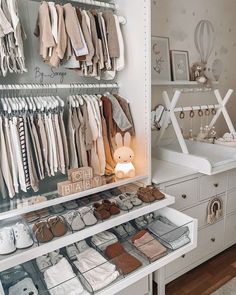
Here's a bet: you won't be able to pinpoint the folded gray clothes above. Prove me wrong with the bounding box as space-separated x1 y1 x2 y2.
148 216 190 250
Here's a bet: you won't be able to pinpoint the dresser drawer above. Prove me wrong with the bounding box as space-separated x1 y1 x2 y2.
117 276 150 295
225 212 236 246
226 189 236 214
165 220 224 278
199 173 227 201
183 196 225 228
165 178 198 210
228 169 236 190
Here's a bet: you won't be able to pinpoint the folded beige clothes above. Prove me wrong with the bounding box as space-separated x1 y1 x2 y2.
133 231 167 262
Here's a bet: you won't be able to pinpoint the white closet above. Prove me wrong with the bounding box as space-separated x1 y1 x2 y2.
0 1 197 295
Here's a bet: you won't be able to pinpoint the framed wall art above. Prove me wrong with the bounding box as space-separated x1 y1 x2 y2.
151 36 171 83
171 50 190 81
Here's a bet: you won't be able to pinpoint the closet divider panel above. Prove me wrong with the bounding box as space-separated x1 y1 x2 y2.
116 0 151 180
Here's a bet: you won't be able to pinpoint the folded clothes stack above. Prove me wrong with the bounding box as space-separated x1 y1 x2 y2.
74 241 120 292
91 231 118 251
148 216 190 250
131 230 167 262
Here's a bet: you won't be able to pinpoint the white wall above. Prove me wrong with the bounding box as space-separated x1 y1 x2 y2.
151 0 236 144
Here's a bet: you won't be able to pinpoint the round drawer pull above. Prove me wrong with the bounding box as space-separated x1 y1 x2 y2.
182 254 186 258
211 238 216 242
214 183 219 188
182 194 187 199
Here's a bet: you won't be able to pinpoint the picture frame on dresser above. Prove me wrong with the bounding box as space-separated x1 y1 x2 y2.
151 36 171 83
170 50 190 81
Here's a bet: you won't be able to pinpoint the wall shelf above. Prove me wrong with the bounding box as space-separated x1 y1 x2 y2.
0 195 175 271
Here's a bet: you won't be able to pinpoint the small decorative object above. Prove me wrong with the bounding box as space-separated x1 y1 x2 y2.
114 132 135 179
212 59 223 81
215 132 236 147
194 20 215 65
151 36 171 82
68 167 93 183
190 62 211 87
189 108 195 140
170 50 190 81
207 197 223 224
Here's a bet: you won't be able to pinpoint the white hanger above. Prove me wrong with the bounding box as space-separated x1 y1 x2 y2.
26 96 33 111
76 95 84 106
22 97 28 111
56 95 65 108
1 98 8 112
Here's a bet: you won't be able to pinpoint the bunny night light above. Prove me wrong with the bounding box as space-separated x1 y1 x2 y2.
114 132 136 179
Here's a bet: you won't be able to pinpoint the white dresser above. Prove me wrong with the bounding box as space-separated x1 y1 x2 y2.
152 159 236 285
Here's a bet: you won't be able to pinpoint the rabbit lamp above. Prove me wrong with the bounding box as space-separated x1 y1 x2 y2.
114 132 136 179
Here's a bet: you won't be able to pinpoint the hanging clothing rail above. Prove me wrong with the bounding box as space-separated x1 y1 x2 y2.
0 83 119 91
30 0 118 10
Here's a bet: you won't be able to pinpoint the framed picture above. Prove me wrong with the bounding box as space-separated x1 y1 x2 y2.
171 50 190 81
151 36 171 83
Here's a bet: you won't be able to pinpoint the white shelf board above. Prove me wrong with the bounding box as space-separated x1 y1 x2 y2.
96 207 198 295
152 81 219 86
0 174 148 221
156 139 236 175
0 195 175 271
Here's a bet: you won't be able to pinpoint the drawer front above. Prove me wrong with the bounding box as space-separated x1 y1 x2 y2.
165 221 224 278
225 213 236 246
117 276 149 295
183 196 225 228
228 169 236 190
227 189 236 214
165 179 198 210
199 173 227 201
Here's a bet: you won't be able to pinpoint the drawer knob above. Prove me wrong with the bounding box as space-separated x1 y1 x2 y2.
211 238 216 242
182 194 187 199
214 183 219 188
182 254 186 258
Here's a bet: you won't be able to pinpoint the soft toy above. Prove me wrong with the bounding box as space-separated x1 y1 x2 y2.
114 132 135 179
191 62 211 87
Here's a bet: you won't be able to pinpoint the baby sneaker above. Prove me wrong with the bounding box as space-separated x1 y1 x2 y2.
13 222 34 249
64 211 85 231
0 227 16 255
36 254 52 272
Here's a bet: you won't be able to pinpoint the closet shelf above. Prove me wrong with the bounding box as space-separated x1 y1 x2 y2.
0 195 175 271
0 175 148 221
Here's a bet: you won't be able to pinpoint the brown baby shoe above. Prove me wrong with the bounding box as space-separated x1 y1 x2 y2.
47 216 68 237
93 203 111 220
147 185 165 200
33 221 54 243
137 187 155 203
102 200 120 215
36 208 50 219
24 211 39 223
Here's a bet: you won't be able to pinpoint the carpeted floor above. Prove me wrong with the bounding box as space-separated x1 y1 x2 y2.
212 277 236 294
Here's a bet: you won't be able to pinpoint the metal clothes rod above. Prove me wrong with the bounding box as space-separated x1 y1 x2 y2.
30 0 118 10
0 83 119 91
174 104 221 112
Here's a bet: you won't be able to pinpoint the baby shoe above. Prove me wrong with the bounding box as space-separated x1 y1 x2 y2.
116 194 133 211
0 227 16 255
24 211 39 223
93 203 110 220
36 208 49 218
66 244 79 260
126 192 143 206
47 216 68 237
36 254 52 272
134 217 148 229
137 187 155 203
49 250 63 265
50 204 65 214
64 211 85 231
33 220 54 243
13 222 34 249
102 200 120 215
123 222 136 235
113 225 128 238
79 207 97 226
144 213 154 224
64 201 78 210
8 277 38 295
146 185 165 200
76 240 90 253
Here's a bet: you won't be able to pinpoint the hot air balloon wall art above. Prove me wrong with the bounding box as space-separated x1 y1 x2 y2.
191 20 215 87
